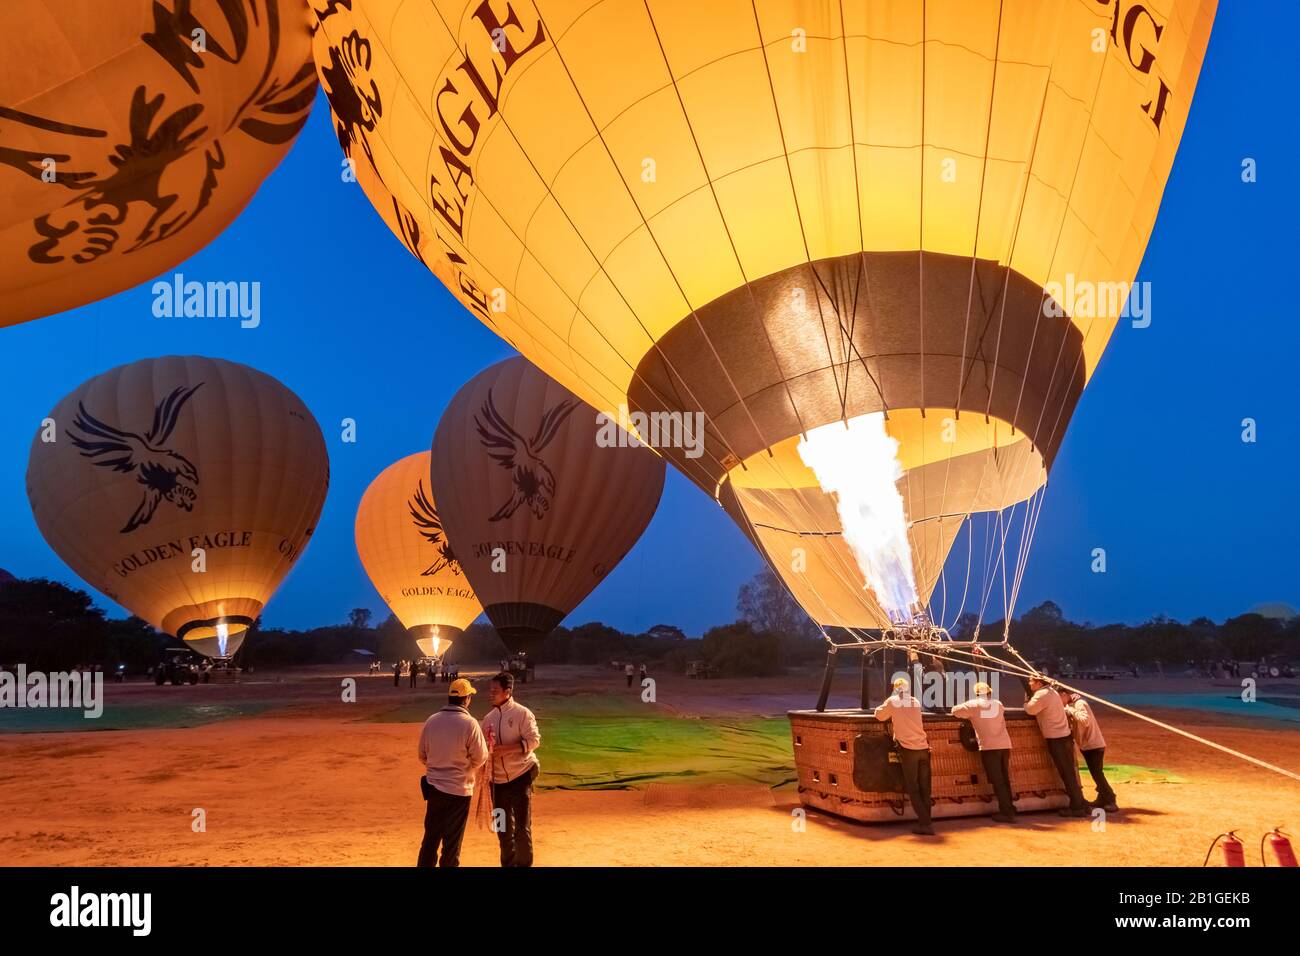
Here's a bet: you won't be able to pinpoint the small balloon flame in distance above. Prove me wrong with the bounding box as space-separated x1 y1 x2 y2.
798 412 919 624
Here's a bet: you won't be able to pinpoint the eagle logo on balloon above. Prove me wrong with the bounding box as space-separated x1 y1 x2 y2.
408 480 462 577
67 384 204 534
476 390 578 522
0 0 314 267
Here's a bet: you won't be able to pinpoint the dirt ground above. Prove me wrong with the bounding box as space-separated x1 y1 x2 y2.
0 666 1296 866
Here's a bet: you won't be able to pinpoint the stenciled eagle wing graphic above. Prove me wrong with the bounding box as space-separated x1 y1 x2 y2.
67 383 203 533
475 389 578 522
408 479 460 576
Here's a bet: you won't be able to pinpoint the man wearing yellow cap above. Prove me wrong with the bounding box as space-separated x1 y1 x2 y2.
416 677 488 867
874 676 933 835
951 681 1016 822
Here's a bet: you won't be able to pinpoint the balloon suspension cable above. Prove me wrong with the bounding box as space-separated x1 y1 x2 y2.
892 640 1300 786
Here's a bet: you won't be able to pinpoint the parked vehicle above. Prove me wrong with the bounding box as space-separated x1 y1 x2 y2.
153 648 202 686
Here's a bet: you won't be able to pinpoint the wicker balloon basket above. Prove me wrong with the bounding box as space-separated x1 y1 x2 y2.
789 708 1071 823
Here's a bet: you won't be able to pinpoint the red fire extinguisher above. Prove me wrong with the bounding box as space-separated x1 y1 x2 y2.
1204 830 1245 867
1262 828 1297 867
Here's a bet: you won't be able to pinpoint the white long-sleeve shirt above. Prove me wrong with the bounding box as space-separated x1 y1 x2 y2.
1064 695 1106 751
481 697 541 784
1024 686 1071 740
950 696 1012 750
418 704 488 796
873 692 929 750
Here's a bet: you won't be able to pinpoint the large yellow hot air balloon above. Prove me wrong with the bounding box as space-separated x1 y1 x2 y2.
0 0 316 326
430 358 665 655
355 451 481 658
312 0 1214 633
26 356 329 658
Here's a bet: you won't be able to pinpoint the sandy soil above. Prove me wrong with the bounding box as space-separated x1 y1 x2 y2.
0 667 1296 866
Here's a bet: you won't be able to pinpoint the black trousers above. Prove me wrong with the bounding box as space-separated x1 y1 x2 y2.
979 748 1015 816
1081 747 1116 804
490 765 537 867
897 747 932 826
417 785 471 867
1044 735 1088 811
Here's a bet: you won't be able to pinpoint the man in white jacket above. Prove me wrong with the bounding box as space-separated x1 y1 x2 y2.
482 671 541 867
1025 675 1089 817
951 681 1016 822
1059 689 1117 811
417 678 488 867
874 676 933 835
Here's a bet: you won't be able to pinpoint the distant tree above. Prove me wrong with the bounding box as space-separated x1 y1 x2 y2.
737 569 818 640
1021 601 1065 629
701 622 781 677
1217 613 1281 662
104 616 171 671
348 607 373 629
644 624 686 641
0 577 108 670
950 612 981 641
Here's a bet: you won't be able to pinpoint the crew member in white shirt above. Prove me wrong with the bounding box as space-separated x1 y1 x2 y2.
482 671 542 867
874 676 934 835
951 681 1016 822
417 678 488 867
1025 675 1089 816
1059 688 1117 812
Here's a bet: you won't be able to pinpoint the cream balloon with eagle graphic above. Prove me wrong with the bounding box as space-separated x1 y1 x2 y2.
431 358 665 656
312 0 1216 635
26 356 329 658
355 451 482 658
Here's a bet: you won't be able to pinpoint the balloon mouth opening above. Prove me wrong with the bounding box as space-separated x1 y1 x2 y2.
177 615 254 658
412 624 463 658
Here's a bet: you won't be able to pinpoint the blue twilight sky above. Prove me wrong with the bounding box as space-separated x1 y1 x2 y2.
1 4 1296 636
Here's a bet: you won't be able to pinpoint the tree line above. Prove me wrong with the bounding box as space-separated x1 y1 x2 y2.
0 571 1294 676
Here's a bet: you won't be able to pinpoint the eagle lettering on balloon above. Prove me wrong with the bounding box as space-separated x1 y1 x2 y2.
68 384 204 534
476 390 578 522
408 480 461 577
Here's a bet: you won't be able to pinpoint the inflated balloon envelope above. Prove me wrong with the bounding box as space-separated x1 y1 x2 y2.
355 451 482 658
26 356 330 658
0 0 316 326
313 0 1216 633
430 358 665 656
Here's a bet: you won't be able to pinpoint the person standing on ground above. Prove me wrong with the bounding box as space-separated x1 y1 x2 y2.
874 676 934 836
1025 675 1089 817
481 671 541 867
624 662 635 688
409 659 419 689
393 660 402 687
638 662 647 686
950 681 1016 823
416 678 488 867
1059 689 1117 812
